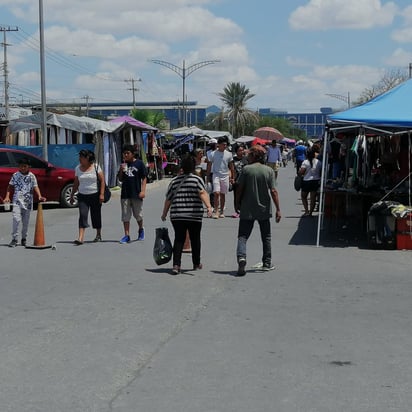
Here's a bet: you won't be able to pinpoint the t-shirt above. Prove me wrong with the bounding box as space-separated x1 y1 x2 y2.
9 171 38 210
120 159 148 199
237 163 276 220
75 164 101 195
166 173 206 222
301 158 322 181
210 149 233 177
294 145 307 161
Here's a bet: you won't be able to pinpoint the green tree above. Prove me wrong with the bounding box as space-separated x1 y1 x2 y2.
218 82 259 138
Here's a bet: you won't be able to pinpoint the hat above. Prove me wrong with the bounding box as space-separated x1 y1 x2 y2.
209 138 217 144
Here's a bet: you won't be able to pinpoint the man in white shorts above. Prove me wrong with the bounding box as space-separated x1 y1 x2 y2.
206 137 235 218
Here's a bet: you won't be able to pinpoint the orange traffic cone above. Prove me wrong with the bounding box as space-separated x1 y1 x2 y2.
25 203 52 249
182 230 191 253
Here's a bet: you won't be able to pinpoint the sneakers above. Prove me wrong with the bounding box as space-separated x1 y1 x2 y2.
231 212 240 218
236 258 247 276
219 211 225 218
137 227 145 241
212 211 219 219
119 235 131 244
8 239 18 248
171 265 180 275
21 238 26 247
252 262 275 271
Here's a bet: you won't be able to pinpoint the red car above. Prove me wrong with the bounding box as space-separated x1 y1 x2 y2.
0 147 78 208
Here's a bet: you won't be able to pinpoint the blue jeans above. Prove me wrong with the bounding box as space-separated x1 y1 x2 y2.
236 219 272 265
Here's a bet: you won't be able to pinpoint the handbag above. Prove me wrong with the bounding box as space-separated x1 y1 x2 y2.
153 227 173 265
294 175 303 191
95 165 111 203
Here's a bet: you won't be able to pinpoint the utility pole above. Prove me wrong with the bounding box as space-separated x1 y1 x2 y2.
125 78 141 108
38 0 48 160
151 59 220 126
1 25 18 122
81 95 92 116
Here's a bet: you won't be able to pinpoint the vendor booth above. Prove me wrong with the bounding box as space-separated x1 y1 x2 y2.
318 79 412 249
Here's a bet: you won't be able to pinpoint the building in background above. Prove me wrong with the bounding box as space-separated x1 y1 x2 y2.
258 107 332 139
18 100 332 138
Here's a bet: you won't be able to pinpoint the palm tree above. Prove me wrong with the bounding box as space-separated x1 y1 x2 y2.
130 108 166 129
218 82 259 138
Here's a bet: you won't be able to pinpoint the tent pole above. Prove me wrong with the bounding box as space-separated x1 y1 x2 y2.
316 128 329 247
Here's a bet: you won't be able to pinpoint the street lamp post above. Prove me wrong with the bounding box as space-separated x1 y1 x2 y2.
325 92 351 109
151 59 220 126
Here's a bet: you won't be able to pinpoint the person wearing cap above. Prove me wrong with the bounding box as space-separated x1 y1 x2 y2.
206 136 235 218
293 140 307 174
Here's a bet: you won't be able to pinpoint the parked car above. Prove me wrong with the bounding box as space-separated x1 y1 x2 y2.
0 147 78 208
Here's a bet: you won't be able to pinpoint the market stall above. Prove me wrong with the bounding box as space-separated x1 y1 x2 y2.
318 79 412 248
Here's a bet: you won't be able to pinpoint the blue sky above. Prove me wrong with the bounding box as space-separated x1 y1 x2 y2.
1 0 412 113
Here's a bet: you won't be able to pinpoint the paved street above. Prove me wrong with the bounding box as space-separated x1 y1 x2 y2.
0 163 411 412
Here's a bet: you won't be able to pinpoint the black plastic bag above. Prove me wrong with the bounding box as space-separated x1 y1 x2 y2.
153 227 173 265
294 175 303 191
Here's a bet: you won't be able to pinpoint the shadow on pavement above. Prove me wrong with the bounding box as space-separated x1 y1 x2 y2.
288 215 369 249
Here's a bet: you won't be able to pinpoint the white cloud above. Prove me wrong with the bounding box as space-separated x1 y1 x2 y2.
289 0 398 30
384 47 412 66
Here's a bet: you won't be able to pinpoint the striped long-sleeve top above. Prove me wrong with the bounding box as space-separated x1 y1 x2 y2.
165 173 206 222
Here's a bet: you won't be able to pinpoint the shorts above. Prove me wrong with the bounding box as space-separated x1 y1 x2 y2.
267 162 280 172
301 179 320 193
121 198 143 222
212 175 230 194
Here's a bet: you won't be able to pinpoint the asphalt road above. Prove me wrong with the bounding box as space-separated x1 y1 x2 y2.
0 163 411 412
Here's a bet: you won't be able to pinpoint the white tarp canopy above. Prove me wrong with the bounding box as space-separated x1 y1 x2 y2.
235 135 255 143
8 112 121 134
167 126 234 144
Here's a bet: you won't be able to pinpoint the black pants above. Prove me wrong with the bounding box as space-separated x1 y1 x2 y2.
171 220 202 267
77 192 102 229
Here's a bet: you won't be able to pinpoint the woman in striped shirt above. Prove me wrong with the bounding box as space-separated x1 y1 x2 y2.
161 153 213 275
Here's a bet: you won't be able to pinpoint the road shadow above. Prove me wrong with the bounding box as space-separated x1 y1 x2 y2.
288 215 369 248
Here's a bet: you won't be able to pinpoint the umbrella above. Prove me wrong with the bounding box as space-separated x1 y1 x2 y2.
253 126 284 141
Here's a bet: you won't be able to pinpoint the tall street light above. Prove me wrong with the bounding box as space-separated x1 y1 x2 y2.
39 0 48 160
325 92 351 109
151 59 220 126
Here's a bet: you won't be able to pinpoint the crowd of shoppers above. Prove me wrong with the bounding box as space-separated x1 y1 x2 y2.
3 137 323 277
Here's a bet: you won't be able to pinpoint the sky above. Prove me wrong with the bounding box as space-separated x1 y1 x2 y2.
1 0 412 114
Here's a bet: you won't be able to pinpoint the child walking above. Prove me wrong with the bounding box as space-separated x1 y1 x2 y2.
3 157 46 247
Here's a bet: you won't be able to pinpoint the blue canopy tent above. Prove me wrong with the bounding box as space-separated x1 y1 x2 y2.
315 80 412 246
328 79 412 129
